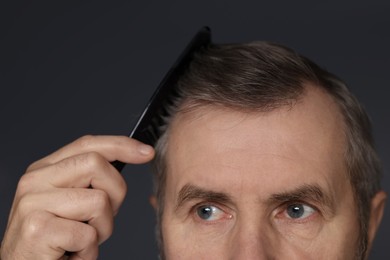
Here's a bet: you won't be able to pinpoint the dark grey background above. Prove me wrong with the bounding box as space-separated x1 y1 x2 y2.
0 1 389 259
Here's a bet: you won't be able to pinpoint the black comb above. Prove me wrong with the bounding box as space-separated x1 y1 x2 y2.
64 27 211 258
112 26 211 172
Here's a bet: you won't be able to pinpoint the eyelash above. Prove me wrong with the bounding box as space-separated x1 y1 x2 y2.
189 200 320 225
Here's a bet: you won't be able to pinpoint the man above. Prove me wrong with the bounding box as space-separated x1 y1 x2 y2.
0 41 387 259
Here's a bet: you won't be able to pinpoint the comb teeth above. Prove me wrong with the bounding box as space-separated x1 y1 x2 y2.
130 27 210 146
145 88 180 145
112 27 211 172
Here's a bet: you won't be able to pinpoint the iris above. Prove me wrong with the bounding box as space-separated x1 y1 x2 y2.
196 206 214 220
287 204 305 219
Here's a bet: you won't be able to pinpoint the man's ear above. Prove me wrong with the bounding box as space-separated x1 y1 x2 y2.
367 190 387 251
149 195 158 210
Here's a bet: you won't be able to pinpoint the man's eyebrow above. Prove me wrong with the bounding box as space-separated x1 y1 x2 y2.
175 184 233 211
269 184 335 215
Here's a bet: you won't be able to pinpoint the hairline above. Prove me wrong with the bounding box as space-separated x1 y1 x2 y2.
153 82 366 258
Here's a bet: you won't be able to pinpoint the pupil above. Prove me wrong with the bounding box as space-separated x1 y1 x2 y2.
287 204 304 218
197 206 213 220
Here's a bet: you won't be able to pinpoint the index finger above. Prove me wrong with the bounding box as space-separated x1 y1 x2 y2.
27 135 155 172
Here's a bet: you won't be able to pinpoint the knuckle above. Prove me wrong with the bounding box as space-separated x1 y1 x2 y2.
77 135 95 149
84 152 106 168
82 225 99 245
25 161 38 172
16 194 36 215
91 190 110 212
16 174 35 195
22 211 50 240
68 223 98 252
77 152 107 173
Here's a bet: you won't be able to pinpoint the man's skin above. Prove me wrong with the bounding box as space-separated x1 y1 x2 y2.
1 137 155 259
0 85 386 259
160 86 386 259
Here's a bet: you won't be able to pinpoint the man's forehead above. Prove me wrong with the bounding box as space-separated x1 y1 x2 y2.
164 85 348 200
168 85 345 149
172 84 340 123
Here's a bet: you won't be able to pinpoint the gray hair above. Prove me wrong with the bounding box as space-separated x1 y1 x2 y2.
152 41 382 259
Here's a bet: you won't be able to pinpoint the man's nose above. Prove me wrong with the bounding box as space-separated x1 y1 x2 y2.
228 221 276 260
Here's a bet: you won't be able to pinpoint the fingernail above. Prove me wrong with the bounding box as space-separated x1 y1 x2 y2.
138 144 153 155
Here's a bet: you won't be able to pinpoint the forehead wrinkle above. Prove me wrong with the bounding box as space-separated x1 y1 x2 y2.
268 183 336 217
175 183 234 212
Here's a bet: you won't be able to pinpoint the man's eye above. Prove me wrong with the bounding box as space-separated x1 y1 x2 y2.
196 205 225 221
285 203 315 219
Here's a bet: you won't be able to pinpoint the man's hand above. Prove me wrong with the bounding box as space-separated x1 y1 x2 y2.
0 135 155 260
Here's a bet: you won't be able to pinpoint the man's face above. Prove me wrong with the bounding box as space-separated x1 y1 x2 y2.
161 87 360 259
